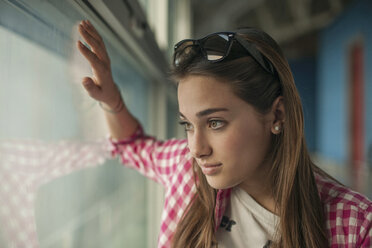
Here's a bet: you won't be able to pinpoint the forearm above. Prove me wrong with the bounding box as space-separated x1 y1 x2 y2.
101 99 139 141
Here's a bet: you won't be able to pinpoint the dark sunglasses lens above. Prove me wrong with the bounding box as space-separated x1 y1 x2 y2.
174 40 199 66
203 34 230 61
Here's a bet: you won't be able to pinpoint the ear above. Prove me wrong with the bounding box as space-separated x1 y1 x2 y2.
270 96 285 134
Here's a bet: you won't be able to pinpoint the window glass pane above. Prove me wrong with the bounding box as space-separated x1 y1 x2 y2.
0 0 149 247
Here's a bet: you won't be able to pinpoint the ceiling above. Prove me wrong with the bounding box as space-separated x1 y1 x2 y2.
190 0 356 59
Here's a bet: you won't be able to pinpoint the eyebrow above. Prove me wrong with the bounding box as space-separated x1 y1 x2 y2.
179 108 229 119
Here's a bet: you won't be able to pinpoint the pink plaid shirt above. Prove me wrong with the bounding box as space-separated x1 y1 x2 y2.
109 126 372 248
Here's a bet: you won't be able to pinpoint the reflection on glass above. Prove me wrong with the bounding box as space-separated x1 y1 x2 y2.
0 0 149 247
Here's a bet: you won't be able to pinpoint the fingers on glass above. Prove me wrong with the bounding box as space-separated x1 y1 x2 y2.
79 24 101 51
81 20 103 46
77 40 100 67
78 21 109 64
83 20 101 41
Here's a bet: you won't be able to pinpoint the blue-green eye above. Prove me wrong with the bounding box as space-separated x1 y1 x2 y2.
209 120 224 129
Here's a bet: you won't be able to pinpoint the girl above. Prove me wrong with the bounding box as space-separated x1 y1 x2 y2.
77 20 372 247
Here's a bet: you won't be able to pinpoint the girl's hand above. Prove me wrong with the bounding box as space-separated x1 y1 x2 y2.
77 20 121 109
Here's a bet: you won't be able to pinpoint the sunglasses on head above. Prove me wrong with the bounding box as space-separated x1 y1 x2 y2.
173 31 276 75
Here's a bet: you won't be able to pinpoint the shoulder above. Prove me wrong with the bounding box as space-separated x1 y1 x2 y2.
315 174 371 212
315 174 372 246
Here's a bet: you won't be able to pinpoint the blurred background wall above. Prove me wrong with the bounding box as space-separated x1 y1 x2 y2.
0 0 371 247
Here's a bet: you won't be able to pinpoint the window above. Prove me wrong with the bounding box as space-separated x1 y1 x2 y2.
0 0 162 247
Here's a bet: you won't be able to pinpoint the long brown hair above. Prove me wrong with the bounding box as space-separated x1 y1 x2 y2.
171 28 329 247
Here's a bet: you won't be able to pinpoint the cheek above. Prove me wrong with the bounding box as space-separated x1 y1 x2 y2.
218 123 271 164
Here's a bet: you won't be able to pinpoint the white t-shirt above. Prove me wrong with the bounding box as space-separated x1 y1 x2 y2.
216 187 279 248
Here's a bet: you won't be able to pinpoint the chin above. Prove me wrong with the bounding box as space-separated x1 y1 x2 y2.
205 176 236 190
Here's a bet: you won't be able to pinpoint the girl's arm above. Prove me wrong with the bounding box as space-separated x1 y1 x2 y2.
77 20 138 140
76 20 190 187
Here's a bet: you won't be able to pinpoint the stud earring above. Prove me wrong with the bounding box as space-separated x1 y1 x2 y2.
274 126 280 131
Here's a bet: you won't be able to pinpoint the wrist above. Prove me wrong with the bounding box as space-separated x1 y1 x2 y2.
100 90 124 114
105 83 122 107
99 99 124 114
104 96 122 109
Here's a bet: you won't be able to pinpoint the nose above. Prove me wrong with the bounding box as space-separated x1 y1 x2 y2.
188 130 212 158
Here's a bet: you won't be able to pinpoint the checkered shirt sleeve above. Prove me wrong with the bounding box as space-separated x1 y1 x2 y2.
316 175 372 247
108 126 197 248
108 126 189 187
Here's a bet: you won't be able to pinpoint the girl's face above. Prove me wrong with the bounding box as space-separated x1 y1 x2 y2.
178 75 274 190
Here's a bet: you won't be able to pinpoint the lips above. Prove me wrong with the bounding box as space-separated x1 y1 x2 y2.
201 163 222 168
199 163 222 175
